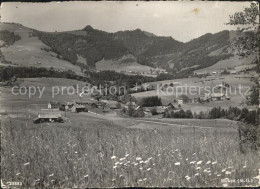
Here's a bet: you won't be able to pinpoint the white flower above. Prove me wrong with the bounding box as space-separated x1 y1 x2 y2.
24 162 30 166
158 154 161 156
125 154 129 157
134 163 138 166
138 179 142 182
113 166 117 169
139 160 144 164
206 161 211 164
119 175 123 178
222 183 228 187
85 154 87 156
74 151 78 154
185 176 191 180
225 171 231 175
196 167 201 170
153 163 156 166
115 162 119 165
143 178 147 181
186 158 188 161
190 161 196 164
212 161 217 165
217 174 221 177
139 167 143 170
111 155 116 159
136 157 142 161
120 157 126 161
222 169 226 172
84 175 88 178
197 161 202 165
147 168 151 171
175 149 179 152
49 173 54 177
243 165 246 168
174 162 181 165
194 173 199 176
16 173 21 176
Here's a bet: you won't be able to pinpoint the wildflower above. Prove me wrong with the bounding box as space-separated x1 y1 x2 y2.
174 162 181 166
34 179 40 182
127 161 130 164
113 166 117 169
119 157 126 161
196 167 201 170
175 149 179 152
138 179 142 182
51 180 55 182
206 161 211 164
144 160 149 164
158 154 161 156
147 168 151 171
136 157 142 161
190 161 196 164
119 175 123 178
24 162 30 166
225 171 231 175
222 183 228 187
153 163 156 166
134 163 138 166
16 173 21 176
143 178 147 181
49 174 54 177
84 175 88 178
243 165 246 168
212 161 217 165
185 176 191 180
74 151 78 154
186 158 188 161
217 174 221 177
197 161 202 165
125 154 129 157
139 160 144 164
194 173 199 176
111 155 116 160
85 154 87 156
222 169 226 172
139 167 143 170
115 162 119 165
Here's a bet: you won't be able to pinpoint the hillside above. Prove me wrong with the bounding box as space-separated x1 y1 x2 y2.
0 23 82 74
0 23 251 75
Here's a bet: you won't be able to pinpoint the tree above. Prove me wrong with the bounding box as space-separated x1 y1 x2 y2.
227 3 259 58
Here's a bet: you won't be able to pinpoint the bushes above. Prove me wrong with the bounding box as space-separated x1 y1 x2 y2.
140 96 162 107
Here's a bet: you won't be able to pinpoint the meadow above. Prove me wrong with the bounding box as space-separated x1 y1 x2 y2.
1 114 259 188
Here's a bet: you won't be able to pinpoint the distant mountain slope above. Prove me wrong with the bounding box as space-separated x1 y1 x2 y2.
1 23 246 75
0 23 82 74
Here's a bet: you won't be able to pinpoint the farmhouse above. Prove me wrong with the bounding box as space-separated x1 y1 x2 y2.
48 101 60 109
33 113 63 124
71 104 88 113
211 93 226 101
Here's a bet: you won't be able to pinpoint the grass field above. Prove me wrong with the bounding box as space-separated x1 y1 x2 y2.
1 114 259 188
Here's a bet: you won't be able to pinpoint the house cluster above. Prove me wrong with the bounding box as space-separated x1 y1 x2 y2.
47 99 120 113
33 112 63 124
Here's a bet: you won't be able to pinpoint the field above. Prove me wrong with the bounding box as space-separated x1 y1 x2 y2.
0 23 82 75
132 73 257 112
1 77 260 188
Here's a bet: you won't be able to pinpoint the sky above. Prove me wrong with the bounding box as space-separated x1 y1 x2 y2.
0 1 252 42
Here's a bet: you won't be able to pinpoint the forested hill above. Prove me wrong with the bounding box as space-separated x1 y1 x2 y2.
1 23 234 72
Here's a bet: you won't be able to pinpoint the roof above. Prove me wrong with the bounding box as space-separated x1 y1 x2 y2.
211 93 225 98
37 113 61 119
73 104 86 109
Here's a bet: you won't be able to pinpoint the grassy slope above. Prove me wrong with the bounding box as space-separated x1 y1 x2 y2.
0 23 82 74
